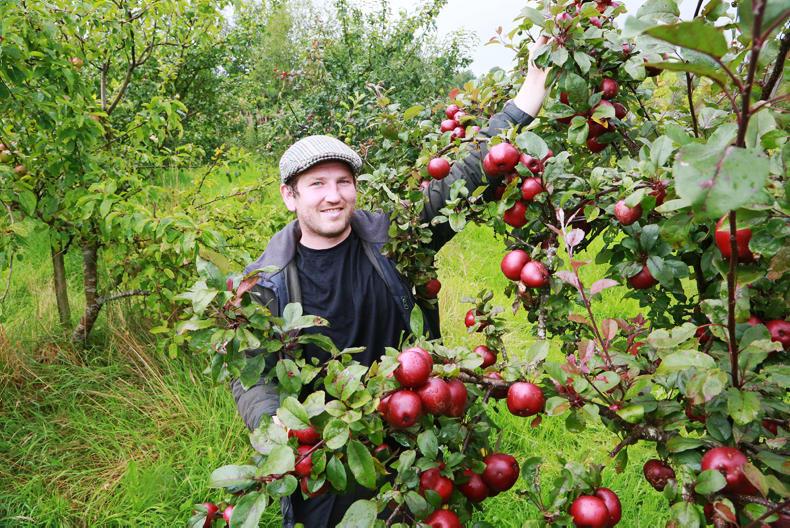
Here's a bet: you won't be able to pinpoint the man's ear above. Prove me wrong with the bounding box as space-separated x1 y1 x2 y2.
280 183 297 212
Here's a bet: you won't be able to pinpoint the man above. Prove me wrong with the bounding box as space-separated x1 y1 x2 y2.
232 38 550 527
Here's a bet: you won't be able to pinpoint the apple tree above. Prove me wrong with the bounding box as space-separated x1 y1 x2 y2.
179 0 788 526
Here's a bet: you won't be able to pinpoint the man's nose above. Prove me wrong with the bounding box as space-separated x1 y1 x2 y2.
324 183 342 202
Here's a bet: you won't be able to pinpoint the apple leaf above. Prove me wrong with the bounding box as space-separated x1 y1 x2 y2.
666 436 704 453
726 389 760 425
695 469 727 495
646 20 728 58
417 430 438 460
590 279 619 296
347 439 376 489
404 490 433 518
643 61 727 86
259 444 295 476
266 474 298 498
240 353 268 390
277 396 310 429
410 305 424 337
323 418 350 450
657 350 716 373
327 456 348 491
337 500 377 528
573 51 592 74
208 465 257 488
229 491 268 528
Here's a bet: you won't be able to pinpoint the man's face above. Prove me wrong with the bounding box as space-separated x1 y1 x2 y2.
280 160 357 249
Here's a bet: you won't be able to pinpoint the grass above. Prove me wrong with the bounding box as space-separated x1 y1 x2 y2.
0 161 670 527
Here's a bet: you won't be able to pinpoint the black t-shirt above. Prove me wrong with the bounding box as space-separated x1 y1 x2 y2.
295 231 409 366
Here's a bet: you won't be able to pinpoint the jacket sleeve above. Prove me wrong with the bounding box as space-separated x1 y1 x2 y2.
231 371 280 431
421 100 534 251
231 285 282 432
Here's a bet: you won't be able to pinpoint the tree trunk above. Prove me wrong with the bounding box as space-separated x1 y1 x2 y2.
72 242 99 342
51 243 71 328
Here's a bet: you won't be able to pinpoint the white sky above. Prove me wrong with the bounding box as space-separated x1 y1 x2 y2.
346 0 698 75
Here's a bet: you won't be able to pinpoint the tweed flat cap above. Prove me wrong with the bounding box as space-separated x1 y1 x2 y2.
279 135 363 184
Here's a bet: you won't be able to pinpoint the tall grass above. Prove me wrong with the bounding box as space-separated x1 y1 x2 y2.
0 162 669 527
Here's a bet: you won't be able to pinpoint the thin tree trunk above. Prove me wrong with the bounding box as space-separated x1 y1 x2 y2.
73 242 99 342
51 243 71 328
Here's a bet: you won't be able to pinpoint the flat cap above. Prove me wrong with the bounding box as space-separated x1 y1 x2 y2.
279 135 362 184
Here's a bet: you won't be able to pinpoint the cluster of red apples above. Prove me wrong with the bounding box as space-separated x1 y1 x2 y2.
557 78 626 154
426 103 481 183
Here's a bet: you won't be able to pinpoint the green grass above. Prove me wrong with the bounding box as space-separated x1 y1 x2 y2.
0 162 670 527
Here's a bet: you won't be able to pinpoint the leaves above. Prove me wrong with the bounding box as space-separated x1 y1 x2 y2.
337 500 377 527
208 465 257 488
726 389 761 426
417 430 438 460
229 491 268 528
645 20 728 58
346 440 376 489
674 143 770 219
695 469 727 494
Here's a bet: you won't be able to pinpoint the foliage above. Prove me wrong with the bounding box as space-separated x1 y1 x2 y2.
179 0 789 526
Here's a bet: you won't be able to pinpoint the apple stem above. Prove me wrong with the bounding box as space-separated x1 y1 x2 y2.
726 210 740 388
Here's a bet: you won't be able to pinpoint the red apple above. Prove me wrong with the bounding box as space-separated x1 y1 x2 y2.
70 56 84 69
650 180 668 205
700 446 757 495
714 215 753 261
594 488 621 526
613 200 642 226
417 377 451 415
405 346 432 365
586 136 608 153
223 505 234 524
560 92 570 105
385 390 423 428
482 453 520 493
570 495 610 528
506 381 545 417
588 118 609 138
500 249 531 280
474 345 497 368
419 467 454 503
612 102 627 120
450 126 465 140
519 153 544 174
520 261 549 288
600 77 619 99
628 265 657 289
746 315 763 326
503 200 528 228
440 119 458 133
642 459 675 491
458 469 489 502
766 320 790 350
424 509 462 528
464 309 488 331
483 143 520 177
377 394 391 415
422 278 442 299
446 379 468 417
289 425 321 445
445 104 460 119
454 110 467 121
294 445 314 477
13 164 27 176
427 158 451 180
201 503 219 528
394 349 433 388
520 177 545 201
590 16 603 28
484 371 508 399
542 149 554 161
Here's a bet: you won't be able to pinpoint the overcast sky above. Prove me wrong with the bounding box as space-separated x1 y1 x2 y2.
333 0 698 75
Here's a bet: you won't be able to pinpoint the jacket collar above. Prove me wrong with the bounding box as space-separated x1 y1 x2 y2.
244 210 390 280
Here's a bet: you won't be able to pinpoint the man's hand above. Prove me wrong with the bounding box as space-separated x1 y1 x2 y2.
513 35 552 118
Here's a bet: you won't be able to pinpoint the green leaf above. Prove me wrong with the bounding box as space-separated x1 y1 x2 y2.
403 105 424 120
410 305 424 337
327 456 348 490
259 445 295 476
298 333 338 354
646 20 728 58
208 465 257 488
398 450 416 473
250 420 288 455
175 317 214 335
524 340 550 365
643 61 727 85
695 469 727 494
404 491 432 518
229 491 268 528
668 501 704 528
347 440 376 489
175 280 218 314
657 350 715 373
667 436 704 453
239 354 267 390
16 190 36 215
726 389 761 426
674 143 769 219
323 418 351 450
266 474 298 497
515 131 549 159
417 430 438 460
276 359 302 395
303 391 326 418
277 397 310 429
650 136 675 167
617 404 645 424
337 499 377 528
573 51 592 74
